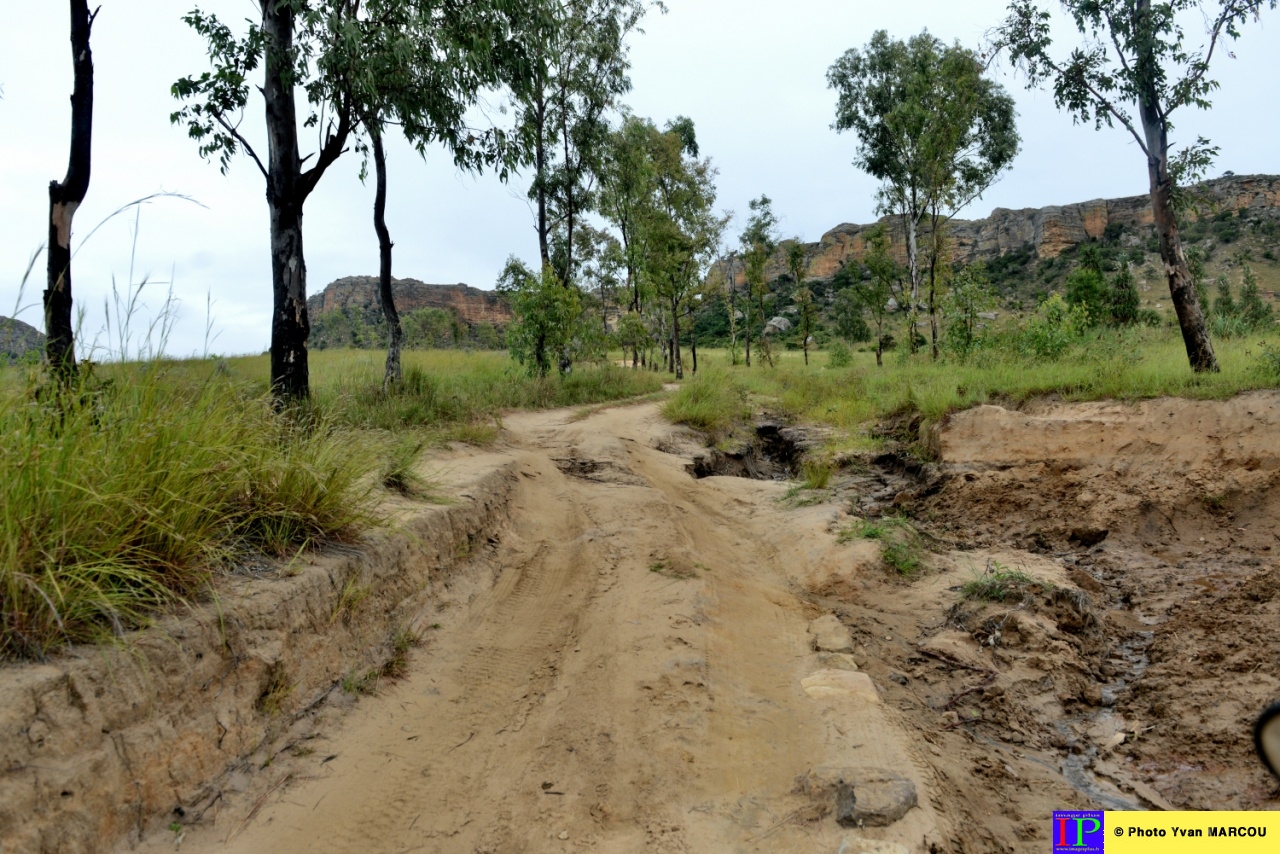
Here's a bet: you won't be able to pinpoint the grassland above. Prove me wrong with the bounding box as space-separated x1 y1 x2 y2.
664 324 1280 454
0 351 662 659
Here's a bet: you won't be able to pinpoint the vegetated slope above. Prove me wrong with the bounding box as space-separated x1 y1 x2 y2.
0 316 43 364
306 276 512 350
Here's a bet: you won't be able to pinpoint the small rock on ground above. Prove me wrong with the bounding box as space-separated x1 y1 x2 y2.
809 614 854 653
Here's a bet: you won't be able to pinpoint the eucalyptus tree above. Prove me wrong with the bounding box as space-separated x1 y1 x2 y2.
45 0 97 381
599 112 655 364
174 2 365 403
833 224 899 367
516 0 658 285
739 196 779 368
827 30 1019 355
996 0 1275 373
634 118 725 380
342 0 544 388
786 241 814 365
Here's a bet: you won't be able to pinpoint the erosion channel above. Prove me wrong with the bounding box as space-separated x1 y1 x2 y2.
133 393 1280 853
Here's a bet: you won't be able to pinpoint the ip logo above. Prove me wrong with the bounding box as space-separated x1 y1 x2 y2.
1052 811 1105 853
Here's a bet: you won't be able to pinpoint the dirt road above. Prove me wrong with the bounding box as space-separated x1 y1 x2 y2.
137 392 1280 853
145 402 940 853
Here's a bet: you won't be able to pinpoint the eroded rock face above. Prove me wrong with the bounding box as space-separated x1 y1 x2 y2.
740 173 1280 282
307 276 513 326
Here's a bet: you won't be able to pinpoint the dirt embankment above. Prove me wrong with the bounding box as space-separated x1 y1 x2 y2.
0 461 519 853
8 390 1279 854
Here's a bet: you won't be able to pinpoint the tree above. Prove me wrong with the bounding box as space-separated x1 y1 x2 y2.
942 262 998 358
828 30 1019 355
834 224 899 366
344 1 542 389
517 0 655 285
174 3 362 403
45 0 97 382
1064 244 1109 322
498 257 584 376
740 195 779 368
633 118 725 380
996 0 1276 372
599 112 655 365
785 241 814 364
1109 264 1141 325
831 287 872 344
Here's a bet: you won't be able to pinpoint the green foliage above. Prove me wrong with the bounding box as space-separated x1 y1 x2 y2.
1108 265 1141 326
661 370 750 436
741 196 780 366
1019 294 1090 360
1211 265 1274 337
942 263 997 359
1064 257 1108 326
960 562 1041 603
827 340 854 368
832 288 872 344
0 365 373 660
499 259 594 377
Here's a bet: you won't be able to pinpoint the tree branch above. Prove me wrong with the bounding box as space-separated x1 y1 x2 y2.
212 109 270 182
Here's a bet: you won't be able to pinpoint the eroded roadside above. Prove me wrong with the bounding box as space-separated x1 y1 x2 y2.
21 389 1277 853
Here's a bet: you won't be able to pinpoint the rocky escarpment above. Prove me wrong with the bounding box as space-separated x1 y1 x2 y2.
1 316 44 365
756 173 1280 282
307 277 513 326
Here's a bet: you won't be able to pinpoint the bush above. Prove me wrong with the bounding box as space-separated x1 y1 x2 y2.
1107 265 1140 325
827 340 853 368
1019 294 1090 360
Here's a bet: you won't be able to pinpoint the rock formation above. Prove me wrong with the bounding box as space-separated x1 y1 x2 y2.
746 173 1280 283
1 316 44 364
307 276 513 326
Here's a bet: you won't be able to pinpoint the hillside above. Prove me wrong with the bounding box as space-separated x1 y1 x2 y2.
307 277 513 350
0 316 44 365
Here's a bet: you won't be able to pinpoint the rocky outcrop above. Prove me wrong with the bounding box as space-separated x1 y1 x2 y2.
1 316 44 365
307 277 513 326
755 173 1280 282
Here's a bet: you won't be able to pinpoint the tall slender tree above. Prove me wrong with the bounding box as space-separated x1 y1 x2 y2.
996 0 1275 372
739 196 778 368
828 30 1019 355
344 0 543 388
174 3 361 404
45 0 97 382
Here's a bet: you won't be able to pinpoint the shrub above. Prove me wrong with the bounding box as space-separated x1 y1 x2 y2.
661 371 750 436
1019 294 1090 360
827 340 853 368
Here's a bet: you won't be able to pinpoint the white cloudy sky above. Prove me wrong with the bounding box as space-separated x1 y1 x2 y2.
2 1 1277 356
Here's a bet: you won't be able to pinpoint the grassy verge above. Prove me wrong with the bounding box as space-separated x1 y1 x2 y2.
676 326 1280 450
0 350 663 660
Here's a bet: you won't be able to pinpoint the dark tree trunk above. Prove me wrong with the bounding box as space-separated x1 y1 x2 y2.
1134 1 1217 374
534 89 550 270
927 208 941 361
45 0 95 381
689 315 698 376
369 120 402 389
671 296 683 380
261 1 351 404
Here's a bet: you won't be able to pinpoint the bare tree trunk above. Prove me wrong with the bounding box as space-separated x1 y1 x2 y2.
534 88 550 269
671 297 683 380
45 0 96 382
690 327 697 375
927 207 942 361
369 120 402 390
904 208 921 355
264 2 309 403
1134 72 1218 372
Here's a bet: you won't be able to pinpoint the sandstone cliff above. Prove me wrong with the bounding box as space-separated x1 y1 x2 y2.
308 277 513 326
750 173 1280 283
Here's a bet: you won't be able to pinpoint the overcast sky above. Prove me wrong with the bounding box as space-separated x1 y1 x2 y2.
2 1 1277 357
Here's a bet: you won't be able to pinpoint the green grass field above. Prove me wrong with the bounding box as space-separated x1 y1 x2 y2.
0 351 661 659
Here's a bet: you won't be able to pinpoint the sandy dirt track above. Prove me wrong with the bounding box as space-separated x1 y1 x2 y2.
133 391 1280 853
140 402 940 853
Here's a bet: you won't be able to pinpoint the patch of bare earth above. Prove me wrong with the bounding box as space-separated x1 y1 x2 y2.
129 391 1279 854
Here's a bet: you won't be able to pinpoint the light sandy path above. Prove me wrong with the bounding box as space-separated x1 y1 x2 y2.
149 402 938 853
